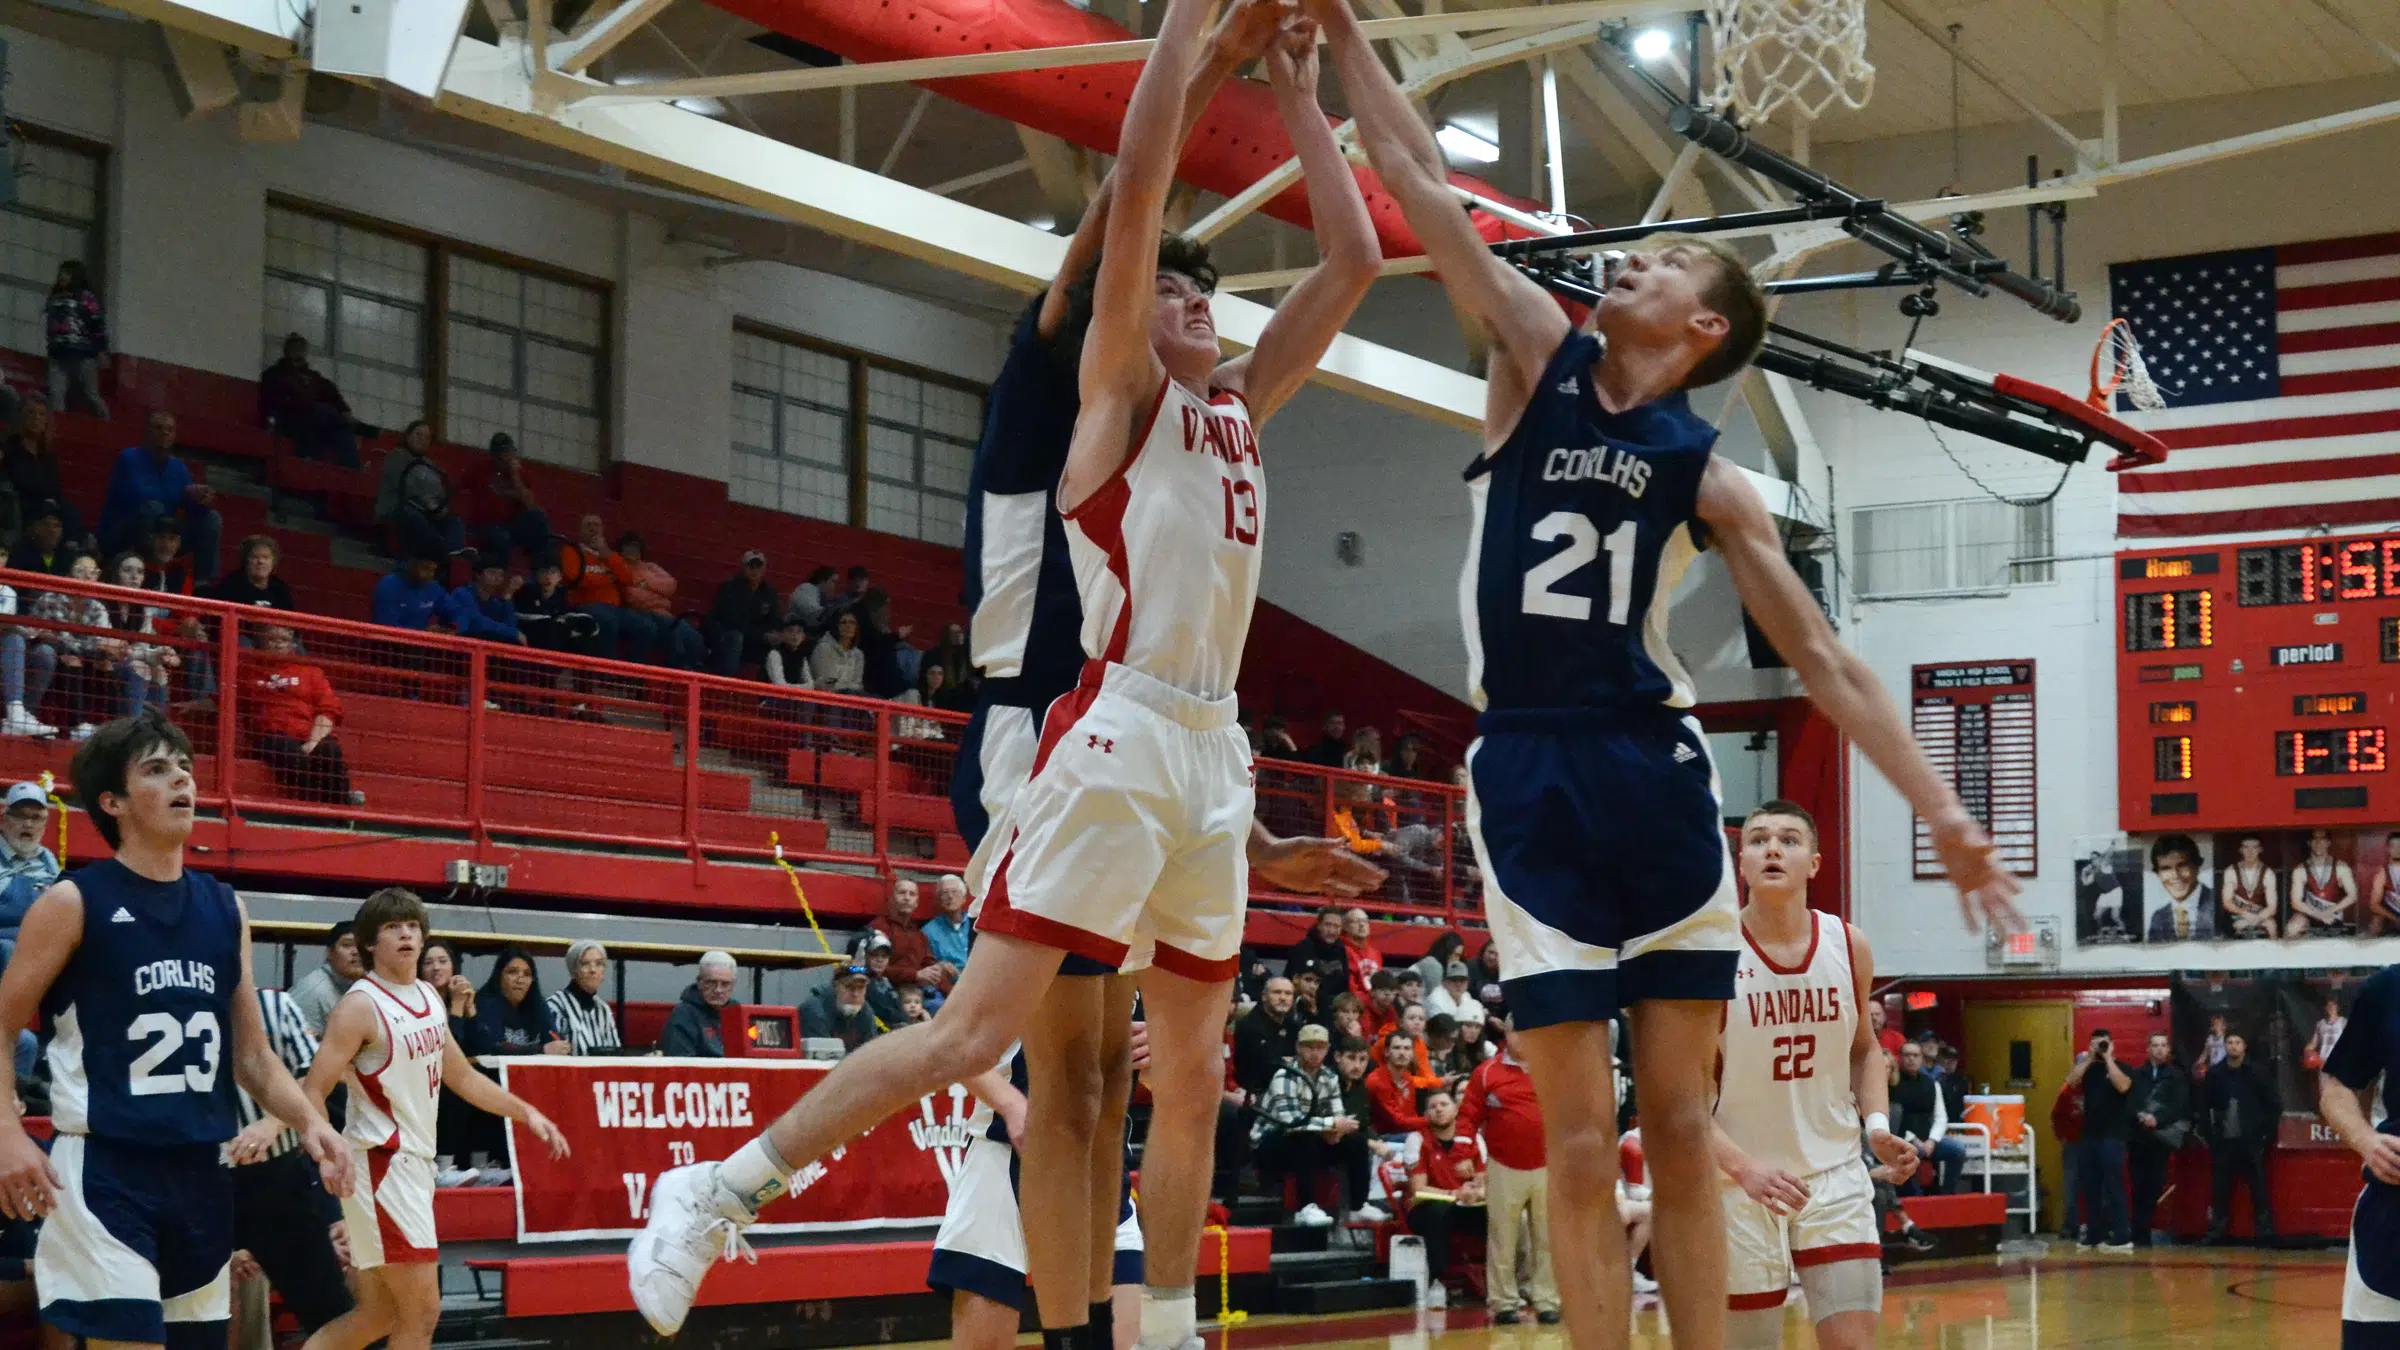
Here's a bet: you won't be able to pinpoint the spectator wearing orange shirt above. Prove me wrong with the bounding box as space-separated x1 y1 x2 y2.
1460 1019 1556 1324
243 624 360 805
559 513 638 660
1405 1087 1485 1307
614 533 706 670
1364 1034 1428 1136
1378 1003 1441 1089
1361 970 1401 1042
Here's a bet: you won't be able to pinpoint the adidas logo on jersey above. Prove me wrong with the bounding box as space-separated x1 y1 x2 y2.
1672 743 1699 763
1556 378 1579 395
109 907 135 924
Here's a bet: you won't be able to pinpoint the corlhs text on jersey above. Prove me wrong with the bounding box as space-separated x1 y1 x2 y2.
133 958 219 996
1542 445 1651 497
1182 403 1259 465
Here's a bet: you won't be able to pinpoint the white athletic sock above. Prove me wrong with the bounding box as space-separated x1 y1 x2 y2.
1138 1287 1194 1350
713 1134 792 1216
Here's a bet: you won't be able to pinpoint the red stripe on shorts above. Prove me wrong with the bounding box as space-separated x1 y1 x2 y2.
365 1148 435 1264
977 847 1133 970
1793 1243 1883 1268
1149 942 1238 984
1728 1289 1789 1311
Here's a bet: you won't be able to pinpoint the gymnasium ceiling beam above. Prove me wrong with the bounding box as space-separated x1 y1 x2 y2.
550 0 673 76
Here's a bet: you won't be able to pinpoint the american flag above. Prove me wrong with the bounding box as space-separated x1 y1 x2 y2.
2110 231 2400 540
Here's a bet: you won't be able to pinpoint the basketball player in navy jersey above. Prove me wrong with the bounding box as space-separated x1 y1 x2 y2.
2322 963 2400 1349
0 713 352 1350
629 5 1383 1342
1315 4 2022 1346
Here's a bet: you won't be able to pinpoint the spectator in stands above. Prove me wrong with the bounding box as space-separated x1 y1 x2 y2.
445 554 525 645
869 877 955 998
1386 735 1434 780
924 623 975 704
1870 999 1904 1063
1461 1017 1557 1324
371 555 448 633
786 565 841 633
662 951 738 1057
1936 1043 1967 1121
209 536 299 614
140 514 197 598
760 620 812 691
1407 932 1467 997
1347 726 1385 776
1303 711 1348 768
561 513 638 660
419 939 481 1052
1326 992 1365 1047
810 610 868 696
852 588 916 698
1424 1013 1473 1087
289 921 362 1035
2051 1071 2085 1240
615 533 706 669
100 411 221 582
476 946 570 1055
1287 967 1324 1026
851 932 904 1027
1233 976 1302 1101
708 550 780 677
1426 960 1485 1028
3 404 87 553
1287 906 1352 995
1393 969 1426 1013
1406 1087 1485 1306
1364 1033 1427 1136
14 502 76 579
1385 1003 1440 1086
801 964 879 1052
0 546 58 738
896 986 929 1026
243 624 360 807
259 334 360 469
2128 1031 2192 1247
544 939 621 1055
43 261 108 418
33 551 117 738
1343 906 1385 995
1252 1023 1358 1227
1258 716 1298 758
893 666 953 742
1453 1011 1494 1066
1893 1040 1966 1195
2202 1032 2278 1244
513 560 598 656
375 420 466 569
104 552 176 717
1362 970 1401 1041
924 874 972 976
471 435 550 565
0 783 60 957
2065 1029 2134 1250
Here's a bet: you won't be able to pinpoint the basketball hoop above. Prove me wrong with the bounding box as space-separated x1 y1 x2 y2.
2090 317 2165 414
1706 0 1875 127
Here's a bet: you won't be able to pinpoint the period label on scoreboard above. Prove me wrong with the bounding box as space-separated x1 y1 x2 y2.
1911 661 2037 880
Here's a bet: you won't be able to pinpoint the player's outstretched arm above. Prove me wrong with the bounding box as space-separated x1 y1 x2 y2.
2321 1071 2400 1184
1061 0 1215 511
0 885 79 1217
1249 819 1387 897
1214 19 1380 426
1848 927 1914 1179
1697 458 2024 933
1039 0 1285 341
233 900 353 1196
1305 0 1566 432
960 1067 1028 1150
439 1034 571 1159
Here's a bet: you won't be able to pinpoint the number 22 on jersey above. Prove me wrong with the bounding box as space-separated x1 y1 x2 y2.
1522 512 1635 624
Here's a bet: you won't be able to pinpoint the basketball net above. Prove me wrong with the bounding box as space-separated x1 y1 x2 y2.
1706 0 1875 126
2091 317 2166 414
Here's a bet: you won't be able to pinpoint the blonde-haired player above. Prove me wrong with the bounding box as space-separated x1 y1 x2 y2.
1712 801 1915 1350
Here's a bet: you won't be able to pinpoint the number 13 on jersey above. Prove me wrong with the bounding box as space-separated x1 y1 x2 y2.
1522 512 1635 624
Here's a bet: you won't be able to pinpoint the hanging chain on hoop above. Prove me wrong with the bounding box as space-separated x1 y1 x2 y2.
1706 0 1876 126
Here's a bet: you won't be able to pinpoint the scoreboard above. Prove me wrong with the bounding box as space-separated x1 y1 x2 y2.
2117 531 2400 832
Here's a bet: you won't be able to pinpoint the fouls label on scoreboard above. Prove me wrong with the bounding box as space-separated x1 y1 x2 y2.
1911 660 2037 880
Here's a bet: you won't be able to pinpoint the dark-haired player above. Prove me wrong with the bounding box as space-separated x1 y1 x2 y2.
628 5 1381 1344
0 712 353 1350
1311 2 2023 1345
2321 960 2400 1348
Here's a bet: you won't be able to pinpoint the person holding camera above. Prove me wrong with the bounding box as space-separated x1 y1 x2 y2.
2127 1032 2193 1247
2065 1028 2135 1251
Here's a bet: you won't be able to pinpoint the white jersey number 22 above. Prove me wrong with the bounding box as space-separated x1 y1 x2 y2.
1521 512 1635 625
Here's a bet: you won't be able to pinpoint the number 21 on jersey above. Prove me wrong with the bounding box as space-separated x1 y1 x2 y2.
1522 512 1634 624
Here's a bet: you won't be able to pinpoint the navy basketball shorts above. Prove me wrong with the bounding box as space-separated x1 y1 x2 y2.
2347 1182 2400 1349
1465 710 1738 1029
36 1134 233 1348
925 1135 1143 1309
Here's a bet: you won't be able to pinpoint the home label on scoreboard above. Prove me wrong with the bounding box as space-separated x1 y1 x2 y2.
1912 661 2037 880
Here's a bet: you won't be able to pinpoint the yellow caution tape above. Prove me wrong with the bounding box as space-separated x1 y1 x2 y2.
40 772 63 863
1204 1224 1247 1329
770 832 885 1032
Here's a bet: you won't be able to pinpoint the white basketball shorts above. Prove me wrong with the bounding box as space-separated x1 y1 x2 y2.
342 1146 438 1269
979 662 1251 983
926 1134 1144 1308
1721 1158 1882 1313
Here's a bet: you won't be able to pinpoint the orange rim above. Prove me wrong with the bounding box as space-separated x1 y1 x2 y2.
2089 317 2134 411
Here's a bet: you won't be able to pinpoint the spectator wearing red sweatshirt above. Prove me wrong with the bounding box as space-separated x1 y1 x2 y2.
1459 1019 1556 1324
867 877 953 997
244 624 360 806
1364 1034 1428 1136
1406 1087 1486 1306
2052 1071 2087 1240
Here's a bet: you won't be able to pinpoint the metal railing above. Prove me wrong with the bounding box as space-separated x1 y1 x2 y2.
0 568 1483 924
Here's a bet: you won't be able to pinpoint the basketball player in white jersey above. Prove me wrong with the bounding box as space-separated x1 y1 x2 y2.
1711 801 1913 1350
300 889 567 1350
627 6 1380 1345
2292 828 2360 935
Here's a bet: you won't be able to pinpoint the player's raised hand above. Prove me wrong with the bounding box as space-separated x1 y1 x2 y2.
0 1131 57 1220
1298 0 1350 25
1264 12 1321 96
301 1119 355 1197
1732 1156 1810 1216
1209 0 1290 66
1253 834 1387 897
523 1104 573 1161
1930 811 2025 935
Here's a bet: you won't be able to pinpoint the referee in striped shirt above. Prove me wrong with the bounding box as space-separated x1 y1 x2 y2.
224 985 355 1342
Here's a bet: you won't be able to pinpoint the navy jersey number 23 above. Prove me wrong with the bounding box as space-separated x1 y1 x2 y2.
42 860 242 1146
1462 332 1718 715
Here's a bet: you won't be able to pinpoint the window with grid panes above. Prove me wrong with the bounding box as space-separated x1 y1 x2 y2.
731 329 855 526
445 255 606 471
864 365 980 547
1852 498 2054 599
0 136 106 357
262 205 430 435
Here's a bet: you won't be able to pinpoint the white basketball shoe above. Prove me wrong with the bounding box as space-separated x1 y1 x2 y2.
627 1163 757 1335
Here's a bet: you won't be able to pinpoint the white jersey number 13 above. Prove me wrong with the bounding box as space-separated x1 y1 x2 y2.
1521 512 1635 625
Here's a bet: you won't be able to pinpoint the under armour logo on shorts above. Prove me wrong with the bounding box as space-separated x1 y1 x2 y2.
1087 734 1115 753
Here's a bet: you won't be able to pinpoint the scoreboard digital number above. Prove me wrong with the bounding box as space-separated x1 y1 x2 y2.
2119 531 2400 832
